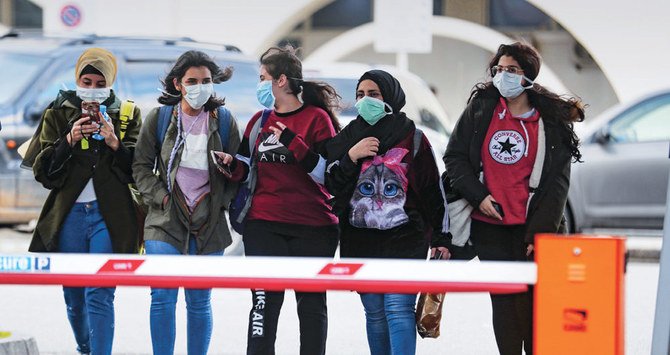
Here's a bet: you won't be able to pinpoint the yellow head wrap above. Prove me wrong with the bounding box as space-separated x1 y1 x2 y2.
75 47 117 87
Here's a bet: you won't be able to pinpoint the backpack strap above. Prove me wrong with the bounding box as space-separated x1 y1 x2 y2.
412 127 423 158
118 100 136 140
216 106 231 151
248 109 272 159
156 105 173 146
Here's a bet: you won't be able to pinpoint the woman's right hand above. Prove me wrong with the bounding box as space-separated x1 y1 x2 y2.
479 195 503 220
348 137 380 163
212 151 234 165
67 117 98 147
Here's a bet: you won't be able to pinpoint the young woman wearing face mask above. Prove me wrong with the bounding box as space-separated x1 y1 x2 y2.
132 50 241 355
215 45 340 355
443 42 584 355
324 70 450 355
29 47 142 355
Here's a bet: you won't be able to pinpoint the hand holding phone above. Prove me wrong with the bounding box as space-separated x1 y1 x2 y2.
211 150 232 177
491 201 505 218
81 101 101 124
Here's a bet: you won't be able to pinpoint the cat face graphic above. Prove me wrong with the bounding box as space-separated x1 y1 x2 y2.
349 148 410 230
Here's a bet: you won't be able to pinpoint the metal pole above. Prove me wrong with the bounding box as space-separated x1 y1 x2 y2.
651 146 670 354
396 51 409 72
0 0 13 28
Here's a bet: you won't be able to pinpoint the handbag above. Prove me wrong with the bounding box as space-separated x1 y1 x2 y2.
229 109 271 234
416 291 445 338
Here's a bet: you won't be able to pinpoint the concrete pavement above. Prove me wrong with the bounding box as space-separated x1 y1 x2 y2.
0 227 663 354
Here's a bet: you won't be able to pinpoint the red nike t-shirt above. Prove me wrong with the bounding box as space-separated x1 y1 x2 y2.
243 105 338 226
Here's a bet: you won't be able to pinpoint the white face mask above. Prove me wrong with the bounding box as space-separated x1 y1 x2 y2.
492 71 534 99
76 86 110 103
182 83 213 110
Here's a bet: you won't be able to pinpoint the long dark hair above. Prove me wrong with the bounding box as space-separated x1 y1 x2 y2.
472 42 585 162
260 46 342 132
158 50 233 112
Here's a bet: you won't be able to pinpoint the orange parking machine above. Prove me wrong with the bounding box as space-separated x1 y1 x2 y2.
535 234 625 355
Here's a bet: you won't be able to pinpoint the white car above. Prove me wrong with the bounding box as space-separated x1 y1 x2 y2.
303 62 452 171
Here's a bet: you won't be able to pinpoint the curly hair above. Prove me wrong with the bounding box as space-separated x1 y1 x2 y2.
471 42 586 162
158 50 233 112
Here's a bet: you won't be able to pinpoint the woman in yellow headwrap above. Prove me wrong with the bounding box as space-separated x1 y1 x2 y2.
29 47 142 355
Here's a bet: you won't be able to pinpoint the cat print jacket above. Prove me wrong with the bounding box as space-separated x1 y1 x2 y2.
326 127 448 259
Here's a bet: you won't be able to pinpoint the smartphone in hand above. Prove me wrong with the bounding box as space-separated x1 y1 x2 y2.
81 101 101 123
210 150 232 177
491 201 505 218
431 250 443 260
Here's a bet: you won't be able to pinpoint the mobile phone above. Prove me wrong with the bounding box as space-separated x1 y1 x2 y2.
431 250 443 260
491 201 505 218
210 150 232 177
81 101 101 123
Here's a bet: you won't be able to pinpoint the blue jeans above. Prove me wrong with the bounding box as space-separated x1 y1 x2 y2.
359 293 417 355
144 239 223 355
58 201 115 355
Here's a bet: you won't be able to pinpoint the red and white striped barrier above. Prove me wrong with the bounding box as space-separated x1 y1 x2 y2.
0 254 535 294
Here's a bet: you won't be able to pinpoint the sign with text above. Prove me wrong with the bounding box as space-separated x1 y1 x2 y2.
374 0 433 53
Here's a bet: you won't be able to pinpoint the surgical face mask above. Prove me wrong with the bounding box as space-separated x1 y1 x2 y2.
492 71 534 99
355 96 392 125
256 80 275 108
182 83 213 110
76 86 110 103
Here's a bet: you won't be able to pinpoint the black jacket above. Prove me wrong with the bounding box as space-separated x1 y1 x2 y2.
326 126 448 259
443 90 571 243
31 90 141 253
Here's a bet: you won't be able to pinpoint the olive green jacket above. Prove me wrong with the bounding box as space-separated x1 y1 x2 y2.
30 90 142 253
132 106 241 255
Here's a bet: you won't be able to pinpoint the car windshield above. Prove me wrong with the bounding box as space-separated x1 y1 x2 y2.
0 53 50 106
124 60 262 127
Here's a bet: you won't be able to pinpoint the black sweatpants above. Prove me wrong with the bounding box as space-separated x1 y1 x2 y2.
471 219 533 355
243 220 339 355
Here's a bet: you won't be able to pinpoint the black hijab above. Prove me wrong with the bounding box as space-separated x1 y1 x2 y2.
327 69 414 162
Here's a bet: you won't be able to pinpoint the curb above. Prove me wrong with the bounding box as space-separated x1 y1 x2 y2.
0 332 39 355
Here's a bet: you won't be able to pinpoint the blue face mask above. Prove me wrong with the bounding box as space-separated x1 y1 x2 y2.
355 96 392 125
492 71 534 99
256 80 275 108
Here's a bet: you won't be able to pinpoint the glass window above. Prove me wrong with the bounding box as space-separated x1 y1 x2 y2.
122 61 172 113
33 66 76 110
0 53 49 106
609 94 670 143
419 108 447 136
489 0 552 28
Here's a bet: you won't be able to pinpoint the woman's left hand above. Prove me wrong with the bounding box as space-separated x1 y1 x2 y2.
526 244 534 257
268 121 287 140
98 113 120 151
430 246 451 260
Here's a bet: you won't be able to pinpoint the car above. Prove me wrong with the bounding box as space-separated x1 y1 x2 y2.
303 62 452 171
0 32 263 224
566 88 670 232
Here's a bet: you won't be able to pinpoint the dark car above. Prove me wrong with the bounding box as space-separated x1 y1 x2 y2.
0 33 262 224
566 88 670 232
